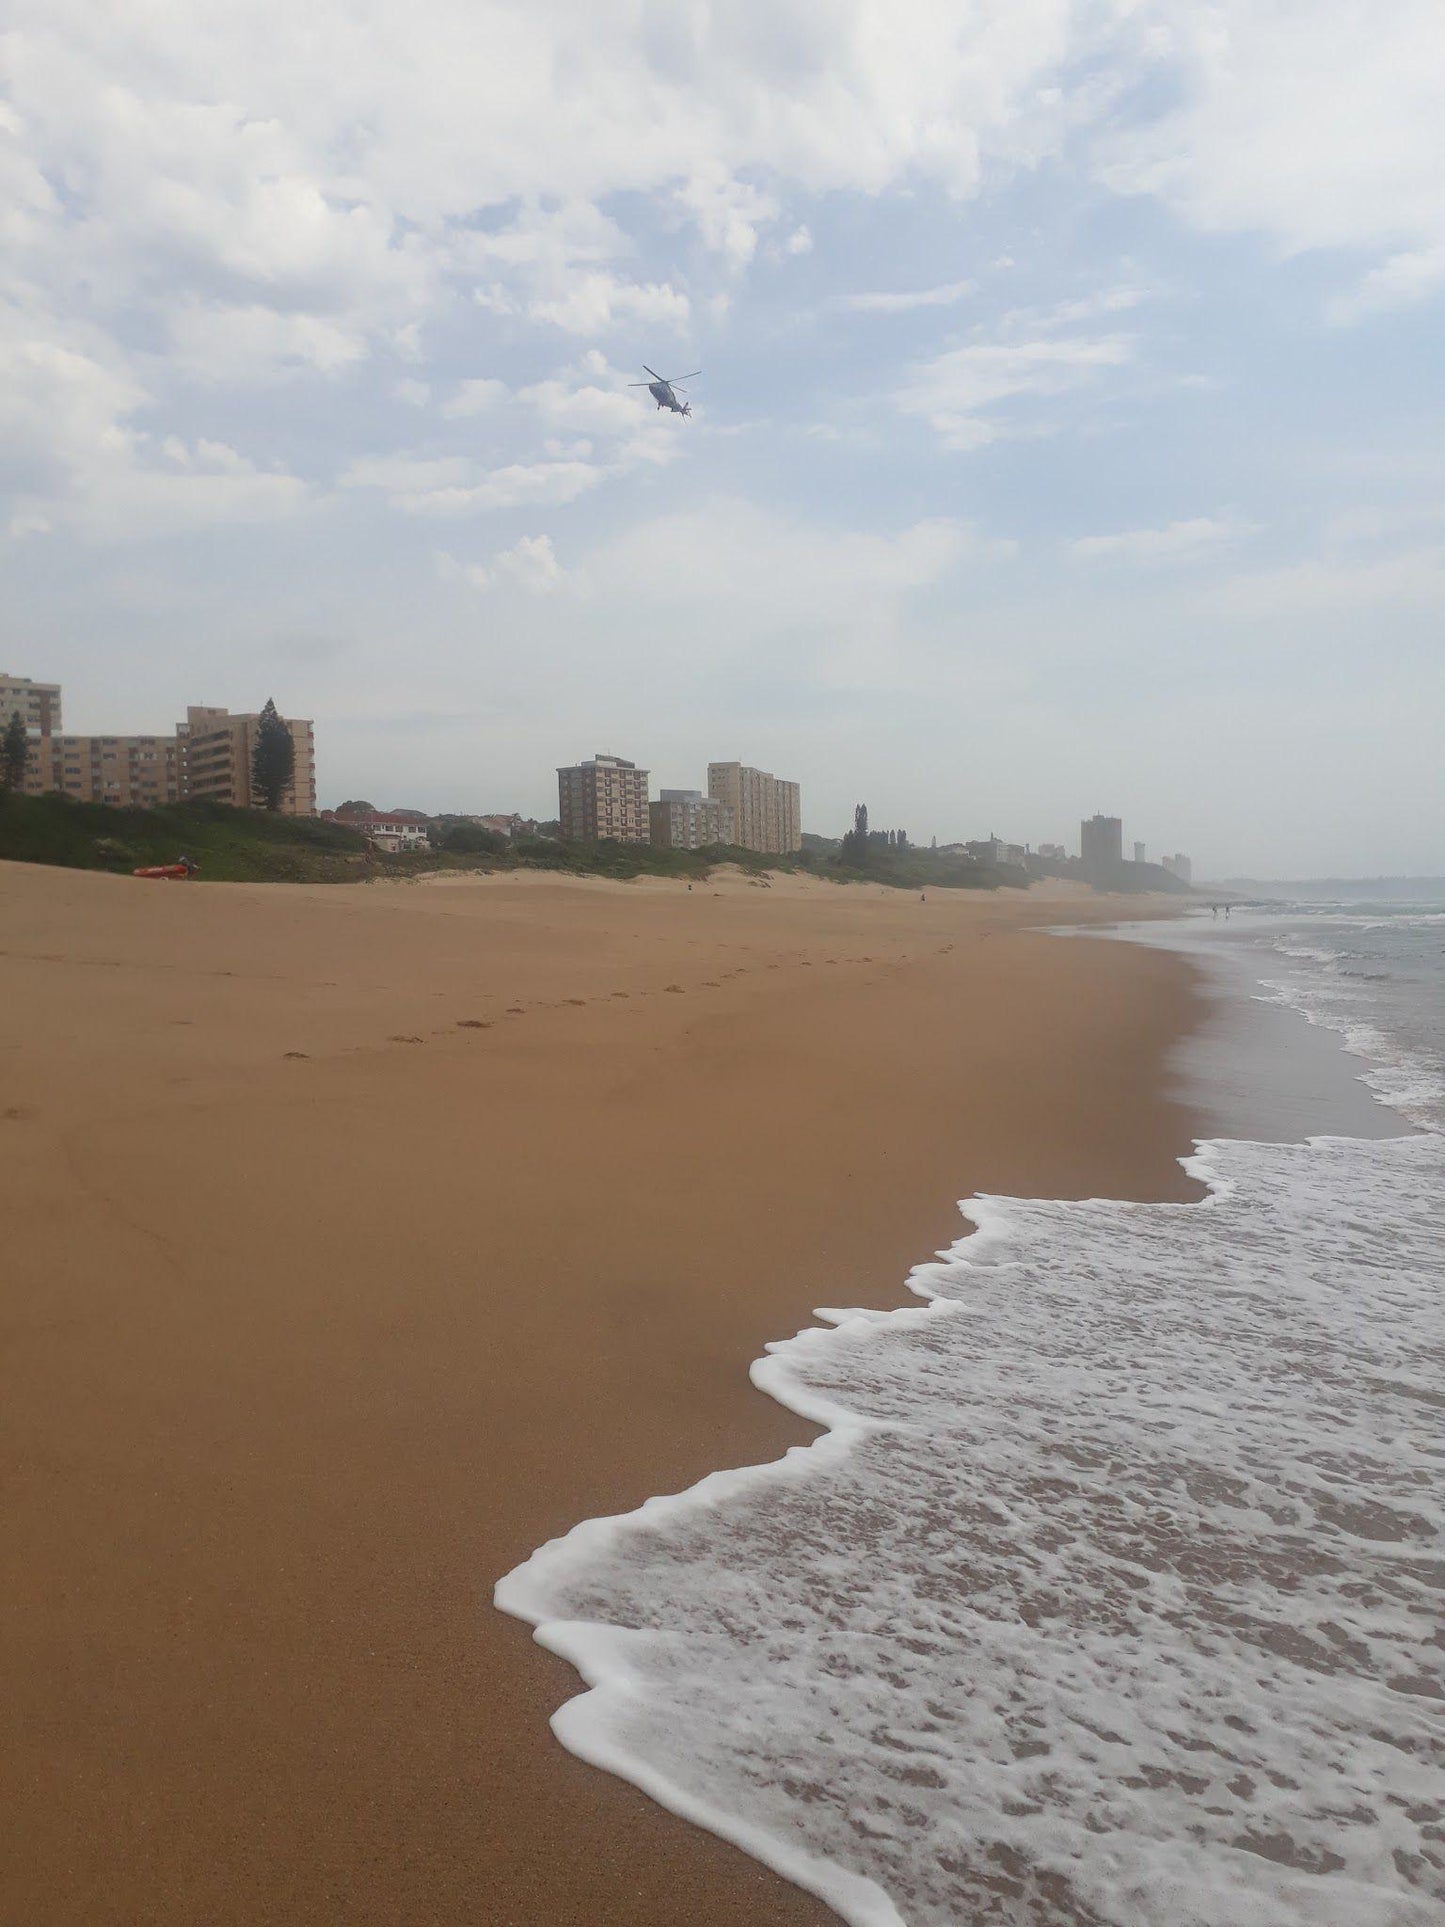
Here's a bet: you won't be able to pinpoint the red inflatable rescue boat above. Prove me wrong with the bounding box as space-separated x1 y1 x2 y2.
132 862 197 880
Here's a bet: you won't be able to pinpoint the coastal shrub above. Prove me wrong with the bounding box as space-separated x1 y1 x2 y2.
437 823 507 856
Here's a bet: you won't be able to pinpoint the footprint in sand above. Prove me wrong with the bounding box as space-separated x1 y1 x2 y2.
610 991 630 999
2 1105 36 1121
389 1035 424 1044
456 1019 491 1029
282 1051 310 1060
506 1007 526 1015
565 998 587 1007
664 984 686 993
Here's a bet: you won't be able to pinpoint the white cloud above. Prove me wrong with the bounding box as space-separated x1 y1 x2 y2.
840 280 975 314
495 532 564 591
897 331 1133 449
529 272 691 335
442 377 510 419
674 173 780 268
338 350 674 521
436 532 565 594
340 454 473 495
1068 512 1260 566
1103 1 1445 280
0 323 310 538
517 376 638 438
1327 247 1445 327
585 500 1012 621
1323 502 1445 545
0 0 1087 409
341 449 603 514
167 303 368 380
1208 547 1445 620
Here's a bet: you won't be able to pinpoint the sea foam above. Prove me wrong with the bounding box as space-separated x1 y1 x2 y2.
498 1130 1444 1924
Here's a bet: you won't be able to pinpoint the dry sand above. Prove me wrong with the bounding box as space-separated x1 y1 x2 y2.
0 862 1202 1925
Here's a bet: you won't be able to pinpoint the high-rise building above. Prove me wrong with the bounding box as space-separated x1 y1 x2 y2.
1133 840 1146 865
179 706 317 815
706 762 803 855
649 789 735 850
557 752 650 843
1 674 62 738
10 680 317 814
1162 853 1193 884
26 734 180 807
1080 813 1124 880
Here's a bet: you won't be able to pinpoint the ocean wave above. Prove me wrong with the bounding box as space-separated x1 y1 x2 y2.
1254 977 1444 1134
498 1131 1445 1926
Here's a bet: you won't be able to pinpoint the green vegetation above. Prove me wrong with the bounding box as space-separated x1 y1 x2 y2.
0 793 1027 891
0 793 374 882
1 712 28 794
434 821 509 856
250 697 296 811
0 793 1188 895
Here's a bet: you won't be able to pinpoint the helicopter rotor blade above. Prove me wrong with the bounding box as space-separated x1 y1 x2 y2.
642 365 662 381
665 371 702 384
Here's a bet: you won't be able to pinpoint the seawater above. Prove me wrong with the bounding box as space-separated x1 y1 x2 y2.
497 906 1445 1926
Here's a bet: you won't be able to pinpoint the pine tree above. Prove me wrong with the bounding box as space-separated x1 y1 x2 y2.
841 802 870 866
1 711 30 794
250 698 296 811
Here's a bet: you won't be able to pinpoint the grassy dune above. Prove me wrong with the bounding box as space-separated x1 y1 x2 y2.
0 793 1038 891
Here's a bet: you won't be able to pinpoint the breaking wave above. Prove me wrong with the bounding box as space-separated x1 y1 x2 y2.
498 1125 1444 1924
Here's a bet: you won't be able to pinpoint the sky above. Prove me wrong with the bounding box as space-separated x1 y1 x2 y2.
3 0 1444 878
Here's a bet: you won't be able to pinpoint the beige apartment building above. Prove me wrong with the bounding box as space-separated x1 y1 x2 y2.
180 707 317 816
649 789 735 850
557 752 650 843
10 678 316 815
26 734 180 808
706 762 803 856
2 673 62 737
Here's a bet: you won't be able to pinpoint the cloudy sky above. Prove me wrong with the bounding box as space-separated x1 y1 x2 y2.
4 0 1443 876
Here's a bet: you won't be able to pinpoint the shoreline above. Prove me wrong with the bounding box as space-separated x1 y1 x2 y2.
1 864 1203 1925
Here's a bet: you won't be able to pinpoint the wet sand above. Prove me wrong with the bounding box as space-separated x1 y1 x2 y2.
0 863 1200 1924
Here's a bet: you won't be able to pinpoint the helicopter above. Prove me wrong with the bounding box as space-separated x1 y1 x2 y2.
629 365 700 416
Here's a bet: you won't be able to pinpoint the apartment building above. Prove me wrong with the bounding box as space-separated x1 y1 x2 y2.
648 789 735 850
1080 813 1123 880
179 706 317 816
1 673 62 737
556 752 650 843
26 734 179 808
706 762 802 856
10 678 317 815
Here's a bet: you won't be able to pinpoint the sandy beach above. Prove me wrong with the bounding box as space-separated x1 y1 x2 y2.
1 862 1201 1925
